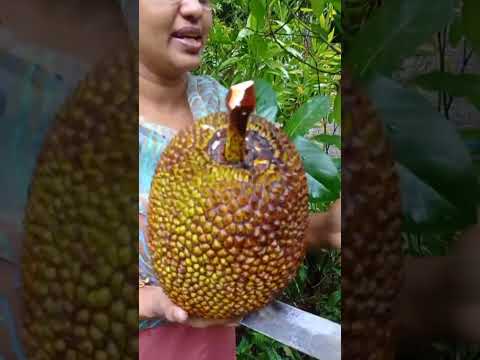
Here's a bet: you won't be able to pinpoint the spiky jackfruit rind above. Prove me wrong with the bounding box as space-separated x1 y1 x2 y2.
342 73 404 360
21 48 138 359
148 113 309 320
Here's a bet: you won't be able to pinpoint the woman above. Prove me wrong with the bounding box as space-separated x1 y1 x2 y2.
137 0 341 359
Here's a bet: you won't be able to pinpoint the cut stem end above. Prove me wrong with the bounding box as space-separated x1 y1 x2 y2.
224 81 256 163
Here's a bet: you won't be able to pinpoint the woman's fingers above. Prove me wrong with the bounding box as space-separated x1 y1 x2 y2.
142 285 242 328
164 305 188 323
140 285 188 323
155 287 189 323
185 316 242 328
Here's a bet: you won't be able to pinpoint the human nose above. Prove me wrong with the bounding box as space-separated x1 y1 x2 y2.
179 0 207 19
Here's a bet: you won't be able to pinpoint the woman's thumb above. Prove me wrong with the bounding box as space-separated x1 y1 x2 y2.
170 307 188 323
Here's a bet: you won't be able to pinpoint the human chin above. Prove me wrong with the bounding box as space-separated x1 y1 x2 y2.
170 49 203 72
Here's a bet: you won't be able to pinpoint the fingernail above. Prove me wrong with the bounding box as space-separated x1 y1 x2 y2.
175 309 187 322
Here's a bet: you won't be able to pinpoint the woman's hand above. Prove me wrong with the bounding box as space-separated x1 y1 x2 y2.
139 285 188 322
395 224 480 348
306 199 341 250
139 285 241 328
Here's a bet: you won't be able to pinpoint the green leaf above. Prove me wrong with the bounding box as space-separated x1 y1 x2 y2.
286 46 304 59
218 55 246 72
366 75 477 226
246 13 258 32
254 79 278 122
312 134 341 148
310 0 326 19
293 136 339 193
414 71 480 110
329 92 341 124
237 337 252 354
463 0 480 56
397 163 466 231
332 0 341 12
283 346 294 357
267 349 282 360
307 173 336 201
284 96 331 138
347 0 456 78
250 0 266 30
449 14 464 48
237 27 253 40
248 33 269 59
460 128 480 159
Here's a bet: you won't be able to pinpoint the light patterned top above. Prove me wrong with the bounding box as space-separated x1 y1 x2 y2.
139 73 228 330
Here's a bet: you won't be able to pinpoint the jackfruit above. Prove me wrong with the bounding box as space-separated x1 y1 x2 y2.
342 73 404 360
21 48 138 360
148 81 310 319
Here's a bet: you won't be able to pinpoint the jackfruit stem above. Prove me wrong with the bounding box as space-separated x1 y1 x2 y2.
225 81 256 163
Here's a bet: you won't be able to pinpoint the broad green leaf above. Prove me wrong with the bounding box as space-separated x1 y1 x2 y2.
284 96 331 138
254 79 278 122
414 71 480 110
366 75 477 226
463 0 480 56
293 136 339 192
313 134 341 148
332 157 341 171
246 13 257 31
310 0 326 19
449 14 464 48
306 173 336 201
250 0 266 30
347 0 455 78
397 163 467 231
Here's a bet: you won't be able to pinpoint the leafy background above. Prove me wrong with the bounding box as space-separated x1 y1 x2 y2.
198 0 479 358
195 0 342 358
345 0 479 358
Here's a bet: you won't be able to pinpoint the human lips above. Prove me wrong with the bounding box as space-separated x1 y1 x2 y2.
171 26 204 54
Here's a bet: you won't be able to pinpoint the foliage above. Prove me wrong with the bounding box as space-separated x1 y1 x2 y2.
345 0 478 234
345 0 479 358
196 0 342 358
197 0 341 126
